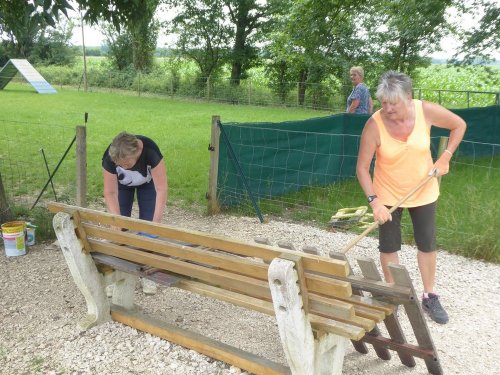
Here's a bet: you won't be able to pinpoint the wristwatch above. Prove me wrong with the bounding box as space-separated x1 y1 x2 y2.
367 195 378 203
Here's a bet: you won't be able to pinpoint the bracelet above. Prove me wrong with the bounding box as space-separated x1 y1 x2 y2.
444 149 453 156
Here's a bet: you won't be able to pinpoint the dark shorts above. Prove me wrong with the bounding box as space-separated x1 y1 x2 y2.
118 181 156 221
379 201 437 253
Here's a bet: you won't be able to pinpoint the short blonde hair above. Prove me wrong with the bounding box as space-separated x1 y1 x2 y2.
376 71 413 103
350 66 364 79
108 132 139 163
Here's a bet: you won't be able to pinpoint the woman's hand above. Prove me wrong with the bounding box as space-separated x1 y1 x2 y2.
433 151 452 176
370 201 392 225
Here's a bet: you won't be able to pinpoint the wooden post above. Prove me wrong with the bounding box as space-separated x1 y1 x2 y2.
76 126 87 207
206 76 211 101
437 136 449 186
0 171 13 223
207 115 221 215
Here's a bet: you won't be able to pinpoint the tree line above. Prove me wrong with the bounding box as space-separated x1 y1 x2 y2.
0 0 499 103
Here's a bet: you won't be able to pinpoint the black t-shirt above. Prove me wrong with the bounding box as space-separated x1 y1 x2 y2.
102 135 163 187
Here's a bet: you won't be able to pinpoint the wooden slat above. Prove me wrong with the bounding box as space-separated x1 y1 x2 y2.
357 257 417 368
332 294 395 316
90 239 272 300
72 211 93 254
48 202 350 277
279 253 309 312
353 305 386 322
308 315 365 341
85 224 269 280
111 305 291 375
85 224 353 300
305 273 352 299
307 294 354 320
362 335 438 361
329 251 391 361
389 264 443 375
177 280 357 324
91 240 356 321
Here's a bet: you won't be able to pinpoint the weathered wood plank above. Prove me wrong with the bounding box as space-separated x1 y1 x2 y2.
111 305 292 375
47 202 350 277
389 264 443 375
329 251 391 361
357 257 417 368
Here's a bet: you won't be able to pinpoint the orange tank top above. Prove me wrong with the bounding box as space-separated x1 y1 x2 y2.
372 99 439 207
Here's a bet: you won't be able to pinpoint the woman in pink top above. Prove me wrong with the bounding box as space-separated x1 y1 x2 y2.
356 71 466 324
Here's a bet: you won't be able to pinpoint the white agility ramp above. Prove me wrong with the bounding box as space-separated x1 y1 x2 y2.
0 59 57 94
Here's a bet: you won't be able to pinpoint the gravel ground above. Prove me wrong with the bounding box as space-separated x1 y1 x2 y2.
1 207 499 375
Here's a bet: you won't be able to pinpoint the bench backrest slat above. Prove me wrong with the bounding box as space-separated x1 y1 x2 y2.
48 202 349 278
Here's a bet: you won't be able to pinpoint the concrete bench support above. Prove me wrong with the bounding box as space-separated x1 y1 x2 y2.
53 212 111 330
268 258 347 375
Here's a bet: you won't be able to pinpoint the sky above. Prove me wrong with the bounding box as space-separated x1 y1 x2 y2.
69 5 496 61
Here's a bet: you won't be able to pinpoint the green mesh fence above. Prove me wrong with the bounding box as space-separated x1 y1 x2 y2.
217 105 499 208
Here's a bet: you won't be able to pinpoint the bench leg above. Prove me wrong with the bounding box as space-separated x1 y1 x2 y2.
112 270 138 310
268 258 347 375
53 212 111 330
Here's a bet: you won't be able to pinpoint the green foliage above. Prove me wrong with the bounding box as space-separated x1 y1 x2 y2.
451 0 500 64
103 26 134 70
8 206 55 243
168 0 232 79
413 65 500 107
30 20 76 65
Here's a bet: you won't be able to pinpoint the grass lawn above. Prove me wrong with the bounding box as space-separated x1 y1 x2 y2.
1 83 497 262
0 83 330 207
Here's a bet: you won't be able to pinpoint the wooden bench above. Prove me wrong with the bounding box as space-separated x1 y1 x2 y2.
48 202 442 375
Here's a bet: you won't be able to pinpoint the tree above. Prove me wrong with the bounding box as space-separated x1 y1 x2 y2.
77 0 160 71
31 20 76 65
361 0 452 76
101 23 134 70
168 0 232 82
224 0 267 85
0 0 71 58
451 0 500 64
264 0 360 105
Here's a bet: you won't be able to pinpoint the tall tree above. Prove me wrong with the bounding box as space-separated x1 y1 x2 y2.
362 0 452 75
76 0 160 71
224 0 267 85
451 0 500 64
0 0 70 59
265 0 359 105
168 0 231 82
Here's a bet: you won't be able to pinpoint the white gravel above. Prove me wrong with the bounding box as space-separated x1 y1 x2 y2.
1 207 499 375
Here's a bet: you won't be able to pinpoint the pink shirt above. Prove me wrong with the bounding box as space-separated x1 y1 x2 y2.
372 99 439 207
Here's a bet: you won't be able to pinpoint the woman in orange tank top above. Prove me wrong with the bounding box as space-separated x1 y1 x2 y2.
356 71 466 324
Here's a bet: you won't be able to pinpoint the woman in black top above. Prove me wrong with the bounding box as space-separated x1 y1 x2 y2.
102 132 168 223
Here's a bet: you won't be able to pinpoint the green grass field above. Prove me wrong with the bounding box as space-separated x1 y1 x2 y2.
0 82 330 206
1 83 498 262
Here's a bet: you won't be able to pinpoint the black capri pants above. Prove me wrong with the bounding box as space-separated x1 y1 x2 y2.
379 201 437 253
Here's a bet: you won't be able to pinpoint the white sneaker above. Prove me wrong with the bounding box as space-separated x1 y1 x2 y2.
141 278 157 295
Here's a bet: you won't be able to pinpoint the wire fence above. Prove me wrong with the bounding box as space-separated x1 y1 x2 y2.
0 119 78 212
12 67 498 112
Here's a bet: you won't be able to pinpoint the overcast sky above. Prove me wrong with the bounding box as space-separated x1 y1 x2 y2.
69 5 497 61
